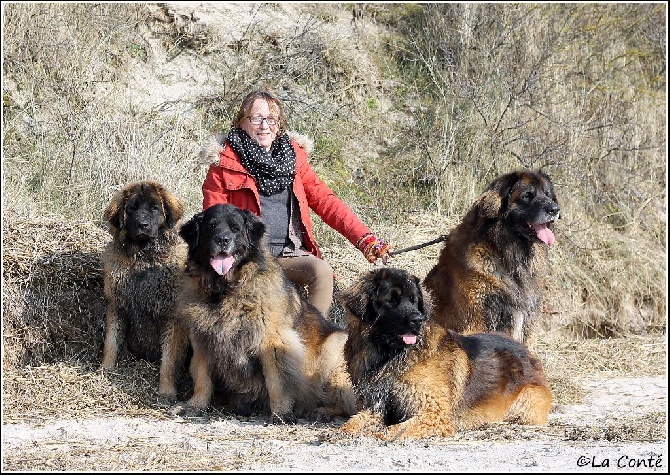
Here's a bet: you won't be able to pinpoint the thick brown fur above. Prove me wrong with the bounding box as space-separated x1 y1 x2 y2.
340 267 552 441
424 168 561 346
100 180 190 400
169 203 356 423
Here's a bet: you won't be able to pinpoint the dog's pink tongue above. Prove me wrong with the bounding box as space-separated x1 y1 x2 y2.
210 255 235 276
532 223 555 246
401 334 417 345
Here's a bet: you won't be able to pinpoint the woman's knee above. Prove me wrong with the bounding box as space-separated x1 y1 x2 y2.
277 255 332 286
311 258 334 282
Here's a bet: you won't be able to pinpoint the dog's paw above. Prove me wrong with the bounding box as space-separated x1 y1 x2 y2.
267 411 297 425
156 394 178 407
168 404 205 418
99 363 115 372
304 407 335 423
340 410 385 436
383 419 456 441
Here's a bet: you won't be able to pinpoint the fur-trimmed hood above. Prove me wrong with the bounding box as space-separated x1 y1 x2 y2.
199 131 314 167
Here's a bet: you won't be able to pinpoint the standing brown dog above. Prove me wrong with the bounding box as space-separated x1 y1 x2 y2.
100 180 190 400
340 267 552 441
424 169 560 346
169 203 356 422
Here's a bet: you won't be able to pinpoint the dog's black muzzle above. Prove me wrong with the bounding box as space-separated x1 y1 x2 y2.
406 310 427 333
208 232 236 256
128 211 159 241
537 199 561 223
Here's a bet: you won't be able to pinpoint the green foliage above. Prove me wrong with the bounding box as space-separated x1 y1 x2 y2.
308 135 349 194
362 3 425 29
127 43 148 62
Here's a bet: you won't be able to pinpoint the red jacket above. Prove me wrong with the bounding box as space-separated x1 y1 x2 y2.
202 138 371 259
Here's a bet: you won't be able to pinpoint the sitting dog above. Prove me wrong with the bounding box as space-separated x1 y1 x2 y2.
424 168 561 346
100 180 190 399
167 203 356 422
339 267 553 440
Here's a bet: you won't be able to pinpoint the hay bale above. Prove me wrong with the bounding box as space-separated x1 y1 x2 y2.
2 213 110 368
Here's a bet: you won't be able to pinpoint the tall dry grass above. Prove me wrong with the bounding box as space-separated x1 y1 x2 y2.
1 2 667 367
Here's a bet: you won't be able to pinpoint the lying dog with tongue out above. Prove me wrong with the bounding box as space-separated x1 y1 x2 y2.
424 168 561 348
339 267 552 441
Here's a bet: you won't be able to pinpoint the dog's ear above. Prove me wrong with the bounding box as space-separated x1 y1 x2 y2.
104 189 126 233
241 209 266 245
179 212 204 251
157 185 185 229
415 276 435 319
474 171 521 219
339 273 377 322
412 274 426 314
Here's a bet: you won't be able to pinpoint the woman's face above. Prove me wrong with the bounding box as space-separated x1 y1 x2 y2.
241 98 279 151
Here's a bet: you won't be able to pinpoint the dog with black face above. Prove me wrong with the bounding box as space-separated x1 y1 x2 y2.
340 267 552 441
424 168 561 347
166 203 356 423
101 181 190 401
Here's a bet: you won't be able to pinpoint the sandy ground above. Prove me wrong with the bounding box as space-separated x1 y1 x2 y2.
2 376 666 472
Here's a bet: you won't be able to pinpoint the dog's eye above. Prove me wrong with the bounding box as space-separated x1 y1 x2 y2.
151 204 160 212
377 295 395 307
522 190 534 201
389 289 403 306
376 292 394 306
229 223 241 232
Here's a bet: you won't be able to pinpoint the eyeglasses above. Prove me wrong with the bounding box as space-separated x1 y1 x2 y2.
247 116 278 126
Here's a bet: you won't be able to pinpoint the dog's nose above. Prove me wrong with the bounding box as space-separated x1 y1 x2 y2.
409 312 426 326
214 235 231 247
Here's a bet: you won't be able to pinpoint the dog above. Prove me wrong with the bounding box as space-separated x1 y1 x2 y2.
169 203 356 422
339 267 552 441
100 180 190 400
423 168 561 346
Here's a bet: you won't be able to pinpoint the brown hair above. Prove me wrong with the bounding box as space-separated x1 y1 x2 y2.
233 87 287 133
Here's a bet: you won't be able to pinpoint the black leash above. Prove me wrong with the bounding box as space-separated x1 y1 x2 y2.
388 234 448 257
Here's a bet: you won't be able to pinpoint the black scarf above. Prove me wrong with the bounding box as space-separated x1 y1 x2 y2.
227 127 296 195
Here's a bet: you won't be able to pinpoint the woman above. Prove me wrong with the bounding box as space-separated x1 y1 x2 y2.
200 87 391 318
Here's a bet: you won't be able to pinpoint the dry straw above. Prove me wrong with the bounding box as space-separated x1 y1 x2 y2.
2 213 110 369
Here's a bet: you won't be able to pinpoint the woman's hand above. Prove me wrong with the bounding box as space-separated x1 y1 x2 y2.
356 234 391 265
